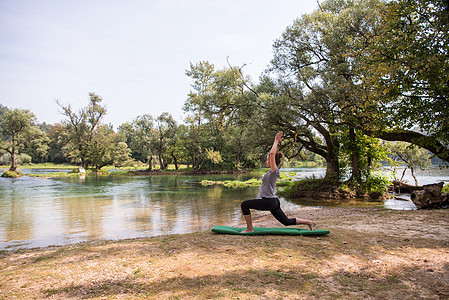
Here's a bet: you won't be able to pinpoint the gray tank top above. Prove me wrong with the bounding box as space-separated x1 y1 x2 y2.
258 168 280 198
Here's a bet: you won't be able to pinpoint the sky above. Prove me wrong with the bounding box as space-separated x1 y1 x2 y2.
0 0 318 128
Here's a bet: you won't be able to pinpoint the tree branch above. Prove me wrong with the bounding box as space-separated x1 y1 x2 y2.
373 129 449 162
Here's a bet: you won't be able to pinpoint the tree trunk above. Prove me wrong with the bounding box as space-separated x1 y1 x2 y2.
158 153 165 170
9 149 17 172
400 167 407 181
81 158 88 169
349 127 361 183
171 151 178 170
325 133 340 180
9 135 17 172
293 122 341 180
325 155 340 180
298 137 340 179
147 156 153 171
410 167 418 186
392 180 422 193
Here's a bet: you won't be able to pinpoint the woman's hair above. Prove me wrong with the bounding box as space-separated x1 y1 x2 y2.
275 151 284 167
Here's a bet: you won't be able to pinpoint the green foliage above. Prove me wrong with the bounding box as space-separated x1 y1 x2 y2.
201 178 260 188
339 130 389 181
443 184 449 193
88 124 116 171
0 153 10 165
1 0 447 179
0 108 36 171
270 0 385 180
202 172 297 189
17 153 32 165
155 112 177 170
276 172 296 187
362 0 449 161
112 142 133 168
280 177 339 198
205 149 223 165
119 114 156 169
183 61 268 171
58 93 107 168
386 141 431 185
362 173 392 195
22 126 51 163
45 123 70 164
281 173 390 199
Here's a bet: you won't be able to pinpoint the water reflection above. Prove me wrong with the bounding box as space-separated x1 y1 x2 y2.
0 167 448 250
0 174 258 250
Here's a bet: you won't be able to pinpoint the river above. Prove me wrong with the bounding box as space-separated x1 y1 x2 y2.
0 166 448 250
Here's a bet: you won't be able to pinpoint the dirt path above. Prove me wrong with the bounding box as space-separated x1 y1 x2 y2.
1 207 448 299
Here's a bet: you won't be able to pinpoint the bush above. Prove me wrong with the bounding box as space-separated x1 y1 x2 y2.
279 174 390 200
18 154 32 165
362 173 391 194
0 153 11 165
0 153 32 165
279 177 340 198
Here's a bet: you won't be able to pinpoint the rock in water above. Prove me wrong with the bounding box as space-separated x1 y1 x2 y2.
411 182 449 209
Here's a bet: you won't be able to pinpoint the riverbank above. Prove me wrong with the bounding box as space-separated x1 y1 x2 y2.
1 207 448 299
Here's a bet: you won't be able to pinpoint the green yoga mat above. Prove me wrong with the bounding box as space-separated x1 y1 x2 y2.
211 225 330 236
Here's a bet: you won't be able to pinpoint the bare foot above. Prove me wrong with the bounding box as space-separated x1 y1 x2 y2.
241 228 254 233
308 221 316 231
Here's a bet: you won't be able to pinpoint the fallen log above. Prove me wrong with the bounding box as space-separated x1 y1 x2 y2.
391 180 423 193
394 196 411 202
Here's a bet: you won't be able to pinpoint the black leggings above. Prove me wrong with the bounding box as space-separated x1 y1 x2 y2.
241 197 296 226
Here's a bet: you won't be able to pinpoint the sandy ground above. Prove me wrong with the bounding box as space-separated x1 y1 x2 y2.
1 207 448 299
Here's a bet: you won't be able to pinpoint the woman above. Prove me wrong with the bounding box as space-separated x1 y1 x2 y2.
241 131 316 233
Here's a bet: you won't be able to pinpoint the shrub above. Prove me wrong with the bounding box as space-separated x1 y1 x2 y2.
0 153 32 165
279 177 339 198
363 173 391 194
18 154 32 164
0 153 11 165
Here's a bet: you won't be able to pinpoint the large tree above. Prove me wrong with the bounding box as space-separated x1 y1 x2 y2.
87 124 116 171
58 93 107 168
0 108 36 171
155 112 176 170
22 126 51 163
184 61 264 170
363 0 449 161
184 61 215 170
270 0 384 180
46 123 70 163
119 114 157 170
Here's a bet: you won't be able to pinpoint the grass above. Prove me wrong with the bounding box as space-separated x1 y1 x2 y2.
0 170 24 178
0 163 75 170
201 172 297 188
1 208 448 299
0 163 196 178
201 178 261 188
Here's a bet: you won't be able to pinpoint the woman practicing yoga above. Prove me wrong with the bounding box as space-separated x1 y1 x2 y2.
241 131 316 233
